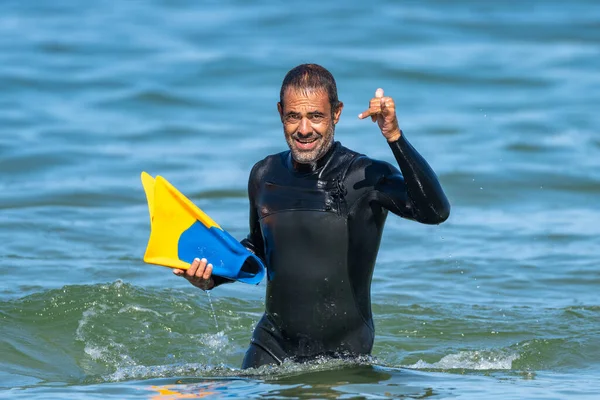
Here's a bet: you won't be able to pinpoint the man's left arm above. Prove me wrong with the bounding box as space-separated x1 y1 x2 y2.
384 134 450 224
359 88 450 225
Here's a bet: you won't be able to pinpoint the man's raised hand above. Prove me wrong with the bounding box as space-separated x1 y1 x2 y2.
358 88 402 142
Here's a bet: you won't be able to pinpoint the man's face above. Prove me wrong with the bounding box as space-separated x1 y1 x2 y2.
278 88 343 164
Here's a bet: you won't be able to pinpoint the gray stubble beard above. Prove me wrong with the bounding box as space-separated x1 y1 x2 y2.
287 124 335 164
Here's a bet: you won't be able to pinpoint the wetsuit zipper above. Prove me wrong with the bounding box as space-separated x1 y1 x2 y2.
330 178 347 217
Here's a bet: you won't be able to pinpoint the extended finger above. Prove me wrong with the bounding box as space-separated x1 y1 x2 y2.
173 268 184 276
358 108 375 119
359 99 382 119
375 88 384 98
359 107 383 121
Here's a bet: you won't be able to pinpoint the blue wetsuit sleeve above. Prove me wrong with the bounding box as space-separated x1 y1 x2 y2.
375 132 450 224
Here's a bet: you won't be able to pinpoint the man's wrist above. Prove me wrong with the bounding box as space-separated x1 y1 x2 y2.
386 129 402 143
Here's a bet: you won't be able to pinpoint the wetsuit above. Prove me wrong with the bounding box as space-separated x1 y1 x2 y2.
235 133 450 368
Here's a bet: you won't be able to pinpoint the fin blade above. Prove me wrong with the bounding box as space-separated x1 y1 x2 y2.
143 176 197 269
155 176 222 230
140 171 155 224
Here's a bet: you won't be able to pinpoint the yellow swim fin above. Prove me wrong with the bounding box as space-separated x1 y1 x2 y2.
140 172 265 285
140 171 155 224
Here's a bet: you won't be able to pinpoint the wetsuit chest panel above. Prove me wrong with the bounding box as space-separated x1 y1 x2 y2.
259 210 371 355
259 181 329 217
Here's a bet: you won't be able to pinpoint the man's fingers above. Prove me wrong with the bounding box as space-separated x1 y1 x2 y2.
359 91 391 121
187 257 207 279
186 258 200 277
359 108 382 121
194 258 208 279
203 264 213 280
381 97 395 116
358 109 374 119
176 258 214 291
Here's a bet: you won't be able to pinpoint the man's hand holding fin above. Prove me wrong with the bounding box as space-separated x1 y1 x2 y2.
173 257 215 291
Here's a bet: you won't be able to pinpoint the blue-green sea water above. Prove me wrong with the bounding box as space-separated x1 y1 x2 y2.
1 1 599 398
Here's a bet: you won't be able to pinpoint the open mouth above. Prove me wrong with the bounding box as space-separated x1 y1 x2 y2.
294 136 319 150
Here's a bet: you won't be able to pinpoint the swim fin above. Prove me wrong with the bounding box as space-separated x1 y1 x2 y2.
140 171 265 285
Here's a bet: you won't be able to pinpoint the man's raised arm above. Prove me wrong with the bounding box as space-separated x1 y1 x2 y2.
359 88 450 224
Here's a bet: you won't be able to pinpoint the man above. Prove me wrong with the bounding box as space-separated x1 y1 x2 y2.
173 64 450 368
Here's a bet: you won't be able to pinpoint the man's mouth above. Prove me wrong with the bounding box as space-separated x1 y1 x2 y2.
294 136 319 151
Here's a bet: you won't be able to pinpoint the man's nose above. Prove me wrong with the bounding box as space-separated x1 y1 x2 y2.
298 117 312 135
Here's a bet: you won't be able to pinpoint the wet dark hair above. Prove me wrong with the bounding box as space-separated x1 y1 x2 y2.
279 64 340 112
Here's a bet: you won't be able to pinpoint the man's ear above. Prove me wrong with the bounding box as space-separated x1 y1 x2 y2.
277 102 284 123
333 102 344 125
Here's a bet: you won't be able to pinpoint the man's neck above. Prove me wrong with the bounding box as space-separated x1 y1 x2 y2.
290 141 338 174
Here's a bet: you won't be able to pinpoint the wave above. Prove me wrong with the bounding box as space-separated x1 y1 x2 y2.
404 349 518 371
1 281 598 387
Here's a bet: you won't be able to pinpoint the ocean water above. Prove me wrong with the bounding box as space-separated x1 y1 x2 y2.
1 0 599 398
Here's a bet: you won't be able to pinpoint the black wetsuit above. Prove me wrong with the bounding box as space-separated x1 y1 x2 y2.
235 134 450 368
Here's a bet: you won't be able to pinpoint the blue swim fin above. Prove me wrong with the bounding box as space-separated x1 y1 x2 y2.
141 171 265 285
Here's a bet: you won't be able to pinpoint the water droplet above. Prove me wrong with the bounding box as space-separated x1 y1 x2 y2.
205 291 219 330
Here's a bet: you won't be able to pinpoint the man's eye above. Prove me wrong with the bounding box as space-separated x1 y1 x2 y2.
286 115 301 122
310 115 324 122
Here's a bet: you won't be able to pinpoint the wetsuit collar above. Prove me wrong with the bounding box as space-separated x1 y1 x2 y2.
288 141 340 174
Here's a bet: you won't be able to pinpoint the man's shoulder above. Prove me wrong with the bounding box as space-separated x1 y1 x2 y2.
337 144 398 182
336 143 388 172
249 149 288 179
336 142 362 159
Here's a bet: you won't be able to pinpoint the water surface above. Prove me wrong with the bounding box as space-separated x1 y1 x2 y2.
1 0 599 398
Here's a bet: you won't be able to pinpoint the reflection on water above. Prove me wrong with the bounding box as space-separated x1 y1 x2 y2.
145 366 440 399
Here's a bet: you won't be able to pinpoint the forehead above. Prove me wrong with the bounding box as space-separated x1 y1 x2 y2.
281 88 331 112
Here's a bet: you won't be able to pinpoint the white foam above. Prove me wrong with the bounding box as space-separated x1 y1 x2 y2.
103 355 372 382
105 363 232 382
75 304 109 341
200 331 229 349
84 344 107 361
405 350 518 371
117 304 161 317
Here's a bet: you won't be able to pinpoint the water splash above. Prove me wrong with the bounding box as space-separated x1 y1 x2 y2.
206 291 219 330
101 354 374 383
404 349 519 371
